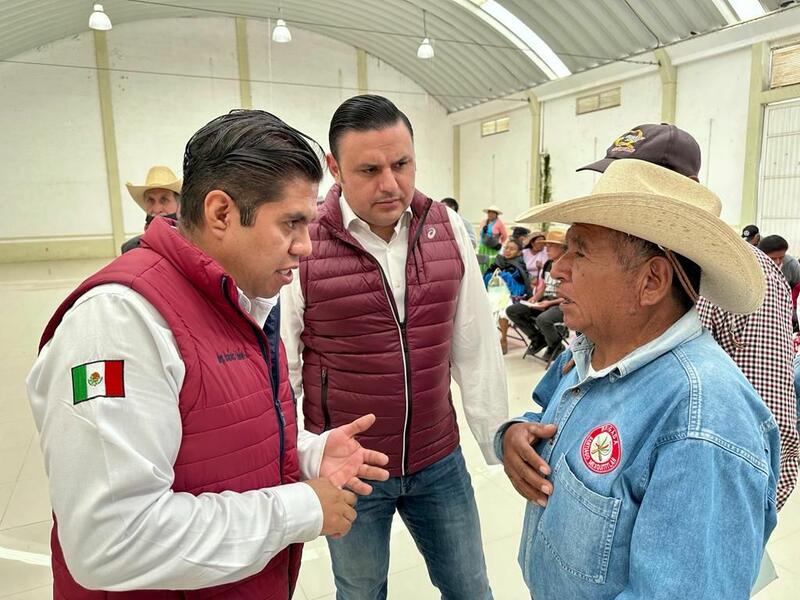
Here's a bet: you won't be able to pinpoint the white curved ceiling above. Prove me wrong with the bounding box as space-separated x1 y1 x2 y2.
0 0 790 112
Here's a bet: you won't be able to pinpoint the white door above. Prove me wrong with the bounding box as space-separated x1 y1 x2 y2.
758 99 800 253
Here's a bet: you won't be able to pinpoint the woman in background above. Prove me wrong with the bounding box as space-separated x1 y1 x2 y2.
484 238 531 354
477 205 509 272
522 232 547 284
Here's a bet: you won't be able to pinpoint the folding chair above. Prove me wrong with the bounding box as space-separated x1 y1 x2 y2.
524 322 570 367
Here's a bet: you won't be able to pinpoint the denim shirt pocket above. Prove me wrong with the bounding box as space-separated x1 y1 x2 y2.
536 453 621 585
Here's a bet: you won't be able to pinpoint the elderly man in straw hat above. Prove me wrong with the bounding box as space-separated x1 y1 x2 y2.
495 158 779 599
120 165 182 253
579 123 797 513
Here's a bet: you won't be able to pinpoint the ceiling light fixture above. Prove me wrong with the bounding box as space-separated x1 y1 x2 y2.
89 3 112 31
417 10 434 59
272 6 292 43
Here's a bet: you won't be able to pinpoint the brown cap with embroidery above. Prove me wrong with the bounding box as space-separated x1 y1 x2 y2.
577 123 701 179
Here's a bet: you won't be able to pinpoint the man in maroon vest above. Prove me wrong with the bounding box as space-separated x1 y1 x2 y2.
281 95 508 599
27 110 389 599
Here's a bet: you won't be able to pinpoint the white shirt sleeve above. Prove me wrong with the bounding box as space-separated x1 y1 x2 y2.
26 285 323 591
445 208 509 464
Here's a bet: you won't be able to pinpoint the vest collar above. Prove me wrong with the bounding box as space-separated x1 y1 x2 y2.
319 184 433 245
139 218 244 319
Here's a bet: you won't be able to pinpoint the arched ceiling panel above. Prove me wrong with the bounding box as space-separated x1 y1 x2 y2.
0 0 790 112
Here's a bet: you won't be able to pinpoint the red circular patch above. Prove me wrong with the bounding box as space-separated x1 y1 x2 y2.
581 423 622 474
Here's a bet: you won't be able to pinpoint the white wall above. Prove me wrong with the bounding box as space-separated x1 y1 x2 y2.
541 73 662 205
458 106 532 225
248 24 453 201
0 16 453 247
249 21 358 196
674 48 751 224
0 34 110 239
366 55 453 202
456 73 665 226
110 17 242 235
455 46 756 229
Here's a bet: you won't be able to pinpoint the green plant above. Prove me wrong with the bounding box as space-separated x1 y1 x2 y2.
539 152 552 231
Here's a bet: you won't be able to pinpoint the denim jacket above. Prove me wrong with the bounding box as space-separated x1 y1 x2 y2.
495 310 779 599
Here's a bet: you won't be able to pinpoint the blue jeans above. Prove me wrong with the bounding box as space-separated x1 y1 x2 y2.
327 446 492 600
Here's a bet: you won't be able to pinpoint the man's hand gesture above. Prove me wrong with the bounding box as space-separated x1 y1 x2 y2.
320 414 389 495
502 422 557 506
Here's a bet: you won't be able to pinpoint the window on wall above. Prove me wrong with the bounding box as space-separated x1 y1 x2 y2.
481 116 510 137
576 87 621 115
770 42 800 89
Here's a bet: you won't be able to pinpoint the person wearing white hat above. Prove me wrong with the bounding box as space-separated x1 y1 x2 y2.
120 165 182 253
477 204 509 272
495 159 779 599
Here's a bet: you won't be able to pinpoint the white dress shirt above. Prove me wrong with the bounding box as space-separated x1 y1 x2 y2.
281 195 508 464
27 283 327 591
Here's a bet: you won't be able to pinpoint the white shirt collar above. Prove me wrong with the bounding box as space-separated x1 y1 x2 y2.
339 193 412 241
573 308 703 383
236 288 279 328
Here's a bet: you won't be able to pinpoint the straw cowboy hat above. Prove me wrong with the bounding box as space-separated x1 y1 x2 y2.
515 159 764 314
542 229 566 245
125 166 182 212
483 205 503 215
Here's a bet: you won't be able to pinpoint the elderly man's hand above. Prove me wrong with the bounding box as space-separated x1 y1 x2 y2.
320 414 390 495
502 422 557 506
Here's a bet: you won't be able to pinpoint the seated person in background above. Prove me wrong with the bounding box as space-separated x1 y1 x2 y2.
507 230 566 361
441 196 477 248
121 165 182 253
522 232 547 283
485 238 532 354
498 159 778 600
759 234 800 289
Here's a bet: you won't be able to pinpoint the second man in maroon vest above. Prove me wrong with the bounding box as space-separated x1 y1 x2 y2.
282 95 509 599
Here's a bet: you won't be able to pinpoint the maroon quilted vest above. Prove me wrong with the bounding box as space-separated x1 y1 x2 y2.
39 218 302 599
300 186 464 476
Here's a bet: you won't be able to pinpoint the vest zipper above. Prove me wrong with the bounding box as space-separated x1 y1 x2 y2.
367 257 412 476
253 329 286 481
399 321 413 475
321 367 331 431
221 277 286 483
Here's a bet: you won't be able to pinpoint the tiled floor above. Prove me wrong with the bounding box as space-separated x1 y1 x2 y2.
0 258 798 599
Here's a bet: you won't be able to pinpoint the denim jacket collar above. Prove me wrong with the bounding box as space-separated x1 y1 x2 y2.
573 308 703 383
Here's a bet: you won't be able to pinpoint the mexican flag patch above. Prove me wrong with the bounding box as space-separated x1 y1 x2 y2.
71 360 125 404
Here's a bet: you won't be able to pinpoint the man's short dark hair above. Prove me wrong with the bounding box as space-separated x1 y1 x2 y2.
180 110 324 230
758 234 789 254
441 197 459 212
329 95 414 160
